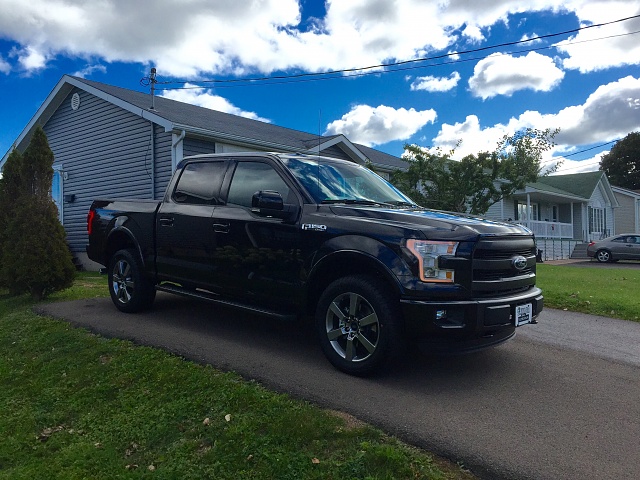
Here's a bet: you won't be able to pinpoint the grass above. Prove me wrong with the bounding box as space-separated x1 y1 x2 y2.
536 263 640 322
0 273 474 480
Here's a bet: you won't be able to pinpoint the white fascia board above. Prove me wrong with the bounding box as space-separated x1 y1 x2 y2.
66 76 173 130
611 186 640 198
599 174 620 208
305 134 369 165
1 75 174 169
521 185 587 202
1 77 71 168
172 123 301 153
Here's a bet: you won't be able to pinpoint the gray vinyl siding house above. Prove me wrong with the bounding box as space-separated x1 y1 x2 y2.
611 186 640 234
1 75 405 269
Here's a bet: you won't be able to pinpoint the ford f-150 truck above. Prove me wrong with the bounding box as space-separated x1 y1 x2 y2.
87 152 542 375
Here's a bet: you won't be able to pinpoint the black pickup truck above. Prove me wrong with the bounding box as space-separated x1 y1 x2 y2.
87 152 542 375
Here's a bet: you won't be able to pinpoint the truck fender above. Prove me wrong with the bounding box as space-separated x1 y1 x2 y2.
105 223 146 269
308 235 412 300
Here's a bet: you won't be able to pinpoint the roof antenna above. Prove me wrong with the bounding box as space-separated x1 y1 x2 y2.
149 67 157 110
316 109 321 208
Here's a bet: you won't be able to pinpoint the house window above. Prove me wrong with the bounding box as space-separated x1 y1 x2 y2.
589 207 605 235
517 202 539 221
551 205 559 222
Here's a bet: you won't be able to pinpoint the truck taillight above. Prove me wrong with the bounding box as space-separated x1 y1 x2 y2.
588 241 595 247
87 209 95 235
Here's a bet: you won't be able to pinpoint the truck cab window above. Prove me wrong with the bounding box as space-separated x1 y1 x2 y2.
173 161 227 205
227 162 290 208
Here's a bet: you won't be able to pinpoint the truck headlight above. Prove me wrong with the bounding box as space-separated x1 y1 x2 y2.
406 239 458 283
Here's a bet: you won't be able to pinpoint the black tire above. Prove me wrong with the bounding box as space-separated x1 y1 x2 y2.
108 249 156 313
595 249 612 263
315 275 402 376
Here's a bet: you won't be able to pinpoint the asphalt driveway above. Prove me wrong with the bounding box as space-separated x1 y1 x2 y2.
37 297 640 480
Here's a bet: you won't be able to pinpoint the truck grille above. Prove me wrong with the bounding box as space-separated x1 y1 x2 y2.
471 237 537 295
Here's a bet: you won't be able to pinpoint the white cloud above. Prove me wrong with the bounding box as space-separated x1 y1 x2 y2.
325 104 437 147
410 72 461 92
15 46 47 71
520 32 543 44
73 64 107 78
432 75 640 160
469 52 565 99
160 85 270 122
545 152 605 175
1 0 635 77
0 55 10 74
555 1 640 73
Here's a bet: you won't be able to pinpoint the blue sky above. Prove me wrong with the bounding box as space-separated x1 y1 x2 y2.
1 0 640 175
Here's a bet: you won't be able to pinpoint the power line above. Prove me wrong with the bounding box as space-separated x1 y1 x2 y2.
562 139 618 158
154 14 640 89
155 29 640 91
549 140 621 174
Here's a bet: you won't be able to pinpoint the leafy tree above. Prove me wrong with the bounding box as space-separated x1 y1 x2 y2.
0 126 75 299
600 132 640 190
391 128 559 215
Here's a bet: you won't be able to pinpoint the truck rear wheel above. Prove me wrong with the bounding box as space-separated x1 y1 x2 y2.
315 275 402 376
108 249 156 313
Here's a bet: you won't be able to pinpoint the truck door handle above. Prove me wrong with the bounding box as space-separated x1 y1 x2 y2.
159 218 174 227
213 223 230 233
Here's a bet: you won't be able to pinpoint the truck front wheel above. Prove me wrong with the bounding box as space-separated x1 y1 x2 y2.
315 275 402 376
108 249 156 313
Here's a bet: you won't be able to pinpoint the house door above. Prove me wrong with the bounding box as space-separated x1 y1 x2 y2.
52 166 63 222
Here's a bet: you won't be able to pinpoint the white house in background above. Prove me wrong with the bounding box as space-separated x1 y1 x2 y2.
611 186 640 234
484 171 620 259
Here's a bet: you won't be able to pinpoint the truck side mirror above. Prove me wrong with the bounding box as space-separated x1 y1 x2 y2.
252 190 284 211
251 190 299 222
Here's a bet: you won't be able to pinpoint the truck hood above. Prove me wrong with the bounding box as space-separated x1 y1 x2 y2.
328 205 532 240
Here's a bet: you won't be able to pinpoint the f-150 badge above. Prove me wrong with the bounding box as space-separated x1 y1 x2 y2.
302 224 327 231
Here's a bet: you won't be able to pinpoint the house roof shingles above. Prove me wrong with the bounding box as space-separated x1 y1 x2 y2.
72 77 406 169
536 171 604 199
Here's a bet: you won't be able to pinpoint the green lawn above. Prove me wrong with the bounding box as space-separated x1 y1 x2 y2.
0 273 474 480
536 263 640 322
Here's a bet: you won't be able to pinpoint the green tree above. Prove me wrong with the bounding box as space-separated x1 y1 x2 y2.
391 128 559 215
0 126 75 299
0 149 25 291
600 132 640 190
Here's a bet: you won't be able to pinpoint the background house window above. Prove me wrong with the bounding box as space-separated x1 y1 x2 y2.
589 206 606 235
517 202 539 221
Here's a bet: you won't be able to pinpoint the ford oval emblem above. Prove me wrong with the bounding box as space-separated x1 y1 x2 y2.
512 255 528 271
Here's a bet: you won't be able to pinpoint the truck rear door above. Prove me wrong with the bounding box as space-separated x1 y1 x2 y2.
155 160 229 289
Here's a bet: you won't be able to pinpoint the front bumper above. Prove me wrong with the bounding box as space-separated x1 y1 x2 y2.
400 287 543 353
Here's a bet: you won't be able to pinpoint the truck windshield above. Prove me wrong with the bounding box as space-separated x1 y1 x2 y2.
281 156 416 206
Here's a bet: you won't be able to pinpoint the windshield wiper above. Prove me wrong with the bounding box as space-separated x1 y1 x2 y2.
320 198 393 206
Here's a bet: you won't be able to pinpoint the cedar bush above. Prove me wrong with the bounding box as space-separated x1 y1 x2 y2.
0 126 75 299
0 149 25 291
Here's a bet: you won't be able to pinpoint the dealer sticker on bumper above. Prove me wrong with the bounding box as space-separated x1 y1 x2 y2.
515 303 533 326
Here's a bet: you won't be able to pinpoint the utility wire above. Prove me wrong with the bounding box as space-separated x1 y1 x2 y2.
154 14 640 89
155 29 640 91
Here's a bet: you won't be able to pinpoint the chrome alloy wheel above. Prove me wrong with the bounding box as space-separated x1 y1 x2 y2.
111 258 135 305
325 291 380 363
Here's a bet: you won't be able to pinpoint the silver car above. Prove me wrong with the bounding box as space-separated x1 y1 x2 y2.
587 234 640 262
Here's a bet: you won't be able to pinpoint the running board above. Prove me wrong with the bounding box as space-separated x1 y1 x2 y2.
155 283 297 321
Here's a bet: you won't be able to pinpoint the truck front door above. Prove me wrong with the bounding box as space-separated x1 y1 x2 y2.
210 159 303 309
